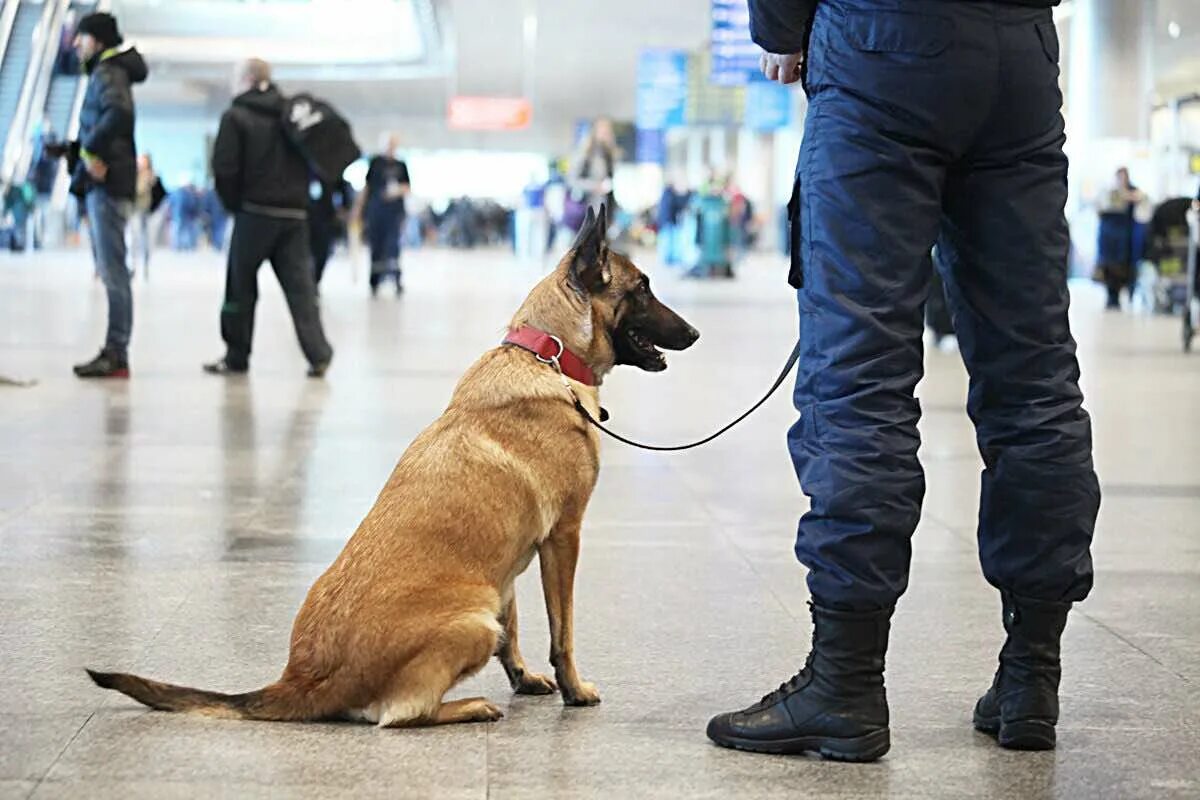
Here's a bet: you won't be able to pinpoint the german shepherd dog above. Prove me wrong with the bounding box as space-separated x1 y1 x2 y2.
88 205 699 727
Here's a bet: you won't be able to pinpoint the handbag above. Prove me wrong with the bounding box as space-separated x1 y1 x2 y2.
562 191 588 233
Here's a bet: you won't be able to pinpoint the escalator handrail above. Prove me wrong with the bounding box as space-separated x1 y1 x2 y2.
1 0 65 184
0 1 22 75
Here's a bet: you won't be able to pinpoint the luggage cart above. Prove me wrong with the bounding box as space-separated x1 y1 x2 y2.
1187 210 1199 352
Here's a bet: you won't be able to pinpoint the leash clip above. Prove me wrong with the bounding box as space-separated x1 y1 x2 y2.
534 334 565 370
539 335 589 408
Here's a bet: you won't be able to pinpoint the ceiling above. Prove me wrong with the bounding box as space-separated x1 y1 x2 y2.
1152 0 1200 100
114 0 711 153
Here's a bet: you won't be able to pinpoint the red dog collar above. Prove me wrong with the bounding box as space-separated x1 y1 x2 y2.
503 326 597 386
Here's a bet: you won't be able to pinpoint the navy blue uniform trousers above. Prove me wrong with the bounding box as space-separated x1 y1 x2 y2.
790 0 1100 610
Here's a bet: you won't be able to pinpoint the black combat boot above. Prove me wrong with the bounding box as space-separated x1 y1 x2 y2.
973 593 1070 751
706 603 891 762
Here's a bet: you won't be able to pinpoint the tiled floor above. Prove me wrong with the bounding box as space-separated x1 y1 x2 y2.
1 245 1198 799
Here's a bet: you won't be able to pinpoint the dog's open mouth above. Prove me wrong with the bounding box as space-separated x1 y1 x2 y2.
619 327 667 371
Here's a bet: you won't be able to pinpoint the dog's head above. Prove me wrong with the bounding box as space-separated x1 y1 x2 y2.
566 204 699 372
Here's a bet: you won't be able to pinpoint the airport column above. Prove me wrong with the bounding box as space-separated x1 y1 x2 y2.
1062 0 1155 269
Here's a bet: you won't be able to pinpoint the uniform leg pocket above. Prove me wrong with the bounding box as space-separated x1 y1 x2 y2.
1035 22 1059 63
787 179 804 289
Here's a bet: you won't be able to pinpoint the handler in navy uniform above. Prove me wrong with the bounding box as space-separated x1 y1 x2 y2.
706 0 1100 761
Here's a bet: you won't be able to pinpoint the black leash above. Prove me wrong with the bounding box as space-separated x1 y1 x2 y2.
560 339 802 452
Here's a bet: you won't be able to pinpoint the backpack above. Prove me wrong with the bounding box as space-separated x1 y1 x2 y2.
280 94 362 184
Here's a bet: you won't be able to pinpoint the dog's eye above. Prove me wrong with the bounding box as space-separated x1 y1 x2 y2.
639 276 650 293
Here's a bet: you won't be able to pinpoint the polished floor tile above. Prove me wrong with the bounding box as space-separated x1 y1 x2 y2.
1 247 1198 799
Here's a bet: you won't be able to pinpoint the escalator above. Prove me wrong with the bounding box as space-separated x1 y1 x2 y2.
0 2 46 169
42 2 95 138
43 65 81 137
0 0 92 249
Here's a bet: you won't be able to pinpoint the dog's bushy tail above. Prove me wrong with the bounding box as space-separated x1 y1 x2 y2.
86 669 324 721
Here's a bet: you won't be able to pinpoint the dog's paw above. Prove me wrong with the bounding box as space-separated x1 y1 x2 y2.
514 671 558 696
475 700 505 722
562 681 601 707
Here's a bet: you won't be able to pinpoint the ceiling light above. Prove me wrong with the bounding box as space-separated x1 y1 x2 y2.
1168 21 1182 39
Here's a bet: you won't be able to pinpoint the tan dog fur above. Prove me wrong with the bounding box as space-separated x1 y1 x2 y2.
88 205 698 727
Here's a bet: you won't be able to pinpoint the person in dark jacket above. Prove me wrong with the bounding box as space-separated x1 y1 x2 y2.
29 119 60 249
203 58 333 378
308 176 353 288
1096 167 1145 310
64 13 148 378
356 133 410 297
656 177 690 266
706 0 1098 762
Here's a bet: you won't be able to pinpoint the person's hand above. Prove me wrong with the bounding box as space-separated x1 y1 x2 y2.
384 180 406 201
84 155 108 182
760 51 803 85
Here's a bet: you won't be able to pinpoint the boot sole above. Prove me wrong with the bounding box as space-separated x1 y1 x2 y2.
973 711 1056 751
711 728 890 762
74 369 129 379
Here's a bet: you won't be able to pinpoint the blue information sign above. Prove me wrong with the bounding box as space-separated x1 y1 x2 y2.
635 129 667 164
636 49 688 130
744 81 793 130
711 0 764 86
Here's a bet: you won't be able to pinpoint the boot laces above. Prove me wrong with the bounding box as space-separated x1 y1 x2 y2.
758 654 814 706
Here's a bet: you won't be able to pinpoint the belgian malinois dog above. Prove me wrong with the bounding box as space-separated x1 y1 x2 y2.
88 204 699 726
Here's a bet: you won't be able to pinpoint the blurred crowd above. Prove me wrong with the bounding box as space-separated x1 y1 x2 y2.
2 105 769 293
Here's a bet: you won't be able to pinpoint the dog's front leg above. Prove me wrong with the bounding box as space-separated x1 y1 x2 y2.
497 597 557 695
538 519 600 706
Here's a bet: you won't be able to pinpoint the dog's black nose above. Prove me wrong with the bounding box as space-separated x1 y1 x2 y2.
685 325 700 345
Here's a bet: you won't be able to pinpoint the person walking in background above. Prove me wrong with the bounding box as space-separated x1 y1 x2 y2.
727 180 754 264
707 0 1099 761
169 181 201 250
129 154 165 279
567 118 619 228
29 119 60 250
687 173 734 279
2 180 35 252
514 173 547 260
656 174 690 267
1096 167 1146 310
54 10 80 76
356 133 410 297
203 58 333 378
203 185 230 251
543 159 567 253
308 176 353 289
64 12 148 379
518 173 549 260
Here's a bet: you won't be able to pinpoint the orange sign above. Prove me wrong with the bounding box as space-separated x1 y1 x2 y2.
447 97 532 131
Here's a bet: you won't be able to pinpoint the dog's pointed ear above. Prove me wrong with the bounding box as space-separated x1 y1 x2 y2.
569 204 610 294
575 205 596 241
